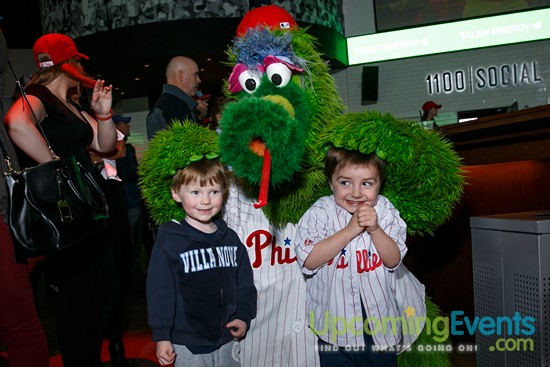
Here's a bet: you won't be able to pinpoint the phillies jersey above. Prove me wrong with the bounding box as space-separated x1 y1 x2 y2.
294 195 407 348
295 195 426 351
224 183 320 367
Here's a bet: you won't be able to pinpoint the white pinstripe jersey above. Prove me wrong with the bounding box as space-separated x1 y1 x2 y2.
224 183 320 367
294 195 408 348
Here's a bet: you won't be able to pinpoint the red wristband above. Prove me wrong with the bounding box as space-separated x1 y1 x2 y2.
95 109 113 121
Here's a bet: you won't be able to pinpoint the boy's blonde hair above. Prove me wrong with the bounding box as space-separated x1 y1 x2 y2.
324 146 386 187
171 158 229 198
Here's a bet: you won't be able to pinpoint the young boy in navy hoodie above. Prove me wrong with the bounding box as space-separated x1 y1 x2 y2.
146 158 257 366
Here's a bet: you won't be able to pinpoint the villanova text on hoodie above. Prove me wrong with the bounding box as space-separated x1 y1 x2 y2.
146 218 257 350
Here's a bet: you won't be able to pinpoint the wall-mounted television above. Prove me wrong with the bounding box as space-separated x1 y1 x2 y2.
374 0 550 32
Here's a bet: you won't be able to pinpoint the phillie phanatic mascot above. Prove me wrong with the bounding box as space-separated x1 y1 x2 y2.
139 5 463 367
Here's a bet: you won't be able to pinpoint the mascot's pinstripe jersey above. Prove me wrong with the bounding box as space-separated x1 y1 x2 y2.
139 5 463 367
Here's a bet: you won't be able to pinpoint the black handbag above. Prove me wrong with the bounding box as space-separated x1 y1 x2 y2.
2 59 109 262
3 155 109 262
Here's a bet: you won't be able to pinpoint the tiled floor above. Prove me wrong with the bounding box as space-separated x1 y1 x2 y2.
2 274 478 367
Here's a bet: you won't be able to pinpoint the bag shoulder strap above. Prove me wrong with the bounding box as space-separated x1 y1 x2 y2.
7 59 58 161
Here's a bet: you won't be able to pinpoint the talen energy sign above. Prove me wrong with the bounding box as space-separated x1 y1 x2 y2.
347 8 550 65
425 61 543 95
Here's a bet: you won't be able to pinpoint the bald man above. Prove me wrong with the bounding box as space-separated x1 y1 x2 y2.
146 56 205 140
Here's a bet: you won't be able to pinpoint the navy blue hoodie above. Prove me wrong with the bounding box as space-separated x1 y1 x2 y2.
146 218 257 349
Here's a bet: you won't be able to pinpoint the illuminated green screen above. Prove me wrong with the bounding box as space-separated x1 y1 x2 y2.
347 8 550 65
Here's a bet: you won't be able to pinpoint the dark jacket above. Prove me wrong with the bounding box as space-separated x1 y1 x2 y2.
146 218 257 348
146 84 198 140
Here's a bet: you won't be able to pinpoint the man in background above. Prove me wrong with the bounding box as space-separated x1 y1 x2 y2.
146 56 203 139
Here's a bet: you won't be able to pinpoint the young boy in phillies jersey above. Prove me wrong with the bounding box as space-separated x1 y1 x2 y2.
146 158 257 367
295 147 407 367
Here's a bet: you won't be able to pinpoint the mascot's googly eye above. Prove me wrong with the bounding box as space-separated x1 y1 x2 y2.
265 63 292 88
238 70 262 94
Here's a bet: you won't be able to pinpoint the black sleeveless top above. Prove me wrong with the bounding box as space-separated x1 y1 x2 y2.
22 84 94 169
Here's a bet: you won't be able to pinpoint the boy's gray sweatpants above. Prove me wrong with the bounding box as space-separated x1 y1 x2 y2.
173 341 240 367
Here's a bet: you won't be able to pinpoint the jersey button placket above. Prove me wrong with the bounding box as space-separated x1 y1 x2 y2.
292 321 304 333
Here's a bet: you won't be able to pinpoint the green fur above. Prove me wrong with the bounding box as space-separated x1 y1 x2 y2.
218 81 311 186
318 111 464 235
397 298 452 367
138 121 219 225
221 28 348 228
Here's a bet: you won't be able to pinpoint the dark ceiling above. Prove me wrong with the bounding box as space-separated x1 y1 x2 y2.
77 17 242 105
2 1 241 105
1 0 43 49
2 1 345 107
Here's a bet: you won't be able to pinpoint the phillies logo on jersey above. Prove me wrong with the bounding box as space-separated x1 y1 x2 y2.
245 229 296 268
326 248 382 272
327 248 349 269
356 249 382 273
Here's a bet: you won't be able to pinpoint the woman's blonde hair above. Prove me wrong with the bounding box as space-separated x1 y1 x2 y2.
31 54 96 89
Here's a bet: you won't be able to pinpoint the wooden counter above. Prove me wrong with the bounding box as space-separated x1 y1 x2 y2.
437 104 550 166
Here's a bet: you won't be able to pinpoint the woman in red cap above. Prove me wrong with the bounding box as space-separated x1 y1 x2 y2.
420 100 442 127
420 100 442 129
5 33 119 367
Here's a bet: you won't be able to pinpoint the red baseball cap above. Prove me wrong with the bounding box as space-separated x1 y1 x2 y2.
193 93 212 101
422 101 442 111
33 33 89 69
236 5 297 37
